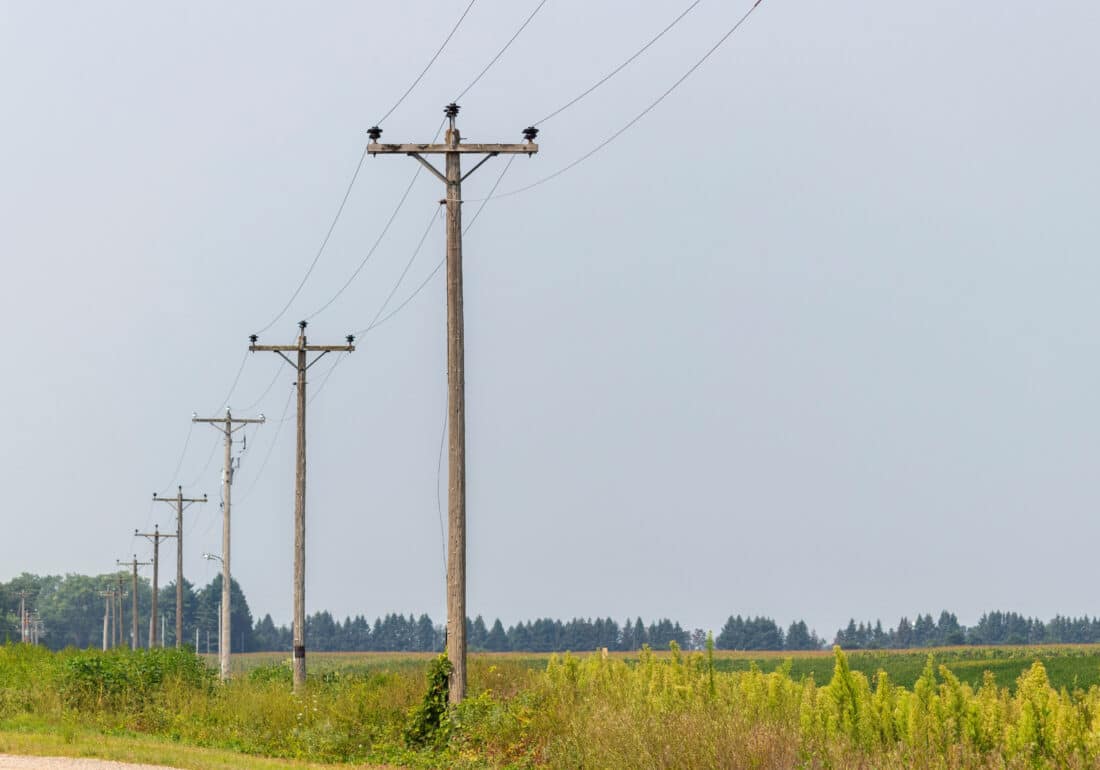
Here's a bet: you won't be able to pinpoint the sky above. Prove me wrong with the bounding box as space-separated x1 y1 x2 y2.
1 0 1098 641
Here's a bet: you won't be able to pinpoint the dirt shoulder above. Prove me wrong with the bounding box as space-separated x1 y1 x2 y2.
0 758 180 770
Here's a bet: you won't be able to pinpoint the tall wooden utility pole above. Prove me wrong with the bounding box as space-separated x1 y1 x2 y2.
192 408 265 681
366 104 539 703
117 556 150 650
249 321 354 693
153 486 207 648
135 524 176 648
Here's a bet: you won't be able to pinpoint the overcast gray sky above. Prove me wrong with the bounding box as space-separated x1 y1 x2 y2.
2 0 1098 640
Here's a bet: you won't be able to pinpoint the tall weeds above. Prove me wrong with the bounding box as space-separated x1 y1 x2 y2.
4 642 1100 768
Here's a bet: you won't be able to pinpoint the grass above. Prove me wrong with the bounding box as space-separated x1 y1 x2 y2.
9 644 1100 768
0 728 402 769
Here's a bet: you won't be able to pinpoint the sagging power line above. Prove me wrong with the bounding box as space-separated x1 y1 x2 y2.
471 0 767 203
356 153 516 337
254 0 480 336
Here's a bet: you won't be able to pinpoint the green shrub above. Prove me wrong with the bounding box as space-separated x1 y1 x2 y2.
55 648 212 712
404 654 451 749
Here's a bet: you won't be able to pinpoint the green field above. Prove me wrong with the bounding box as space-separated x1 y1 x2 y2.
7 643 1100 768
220 643 1100 692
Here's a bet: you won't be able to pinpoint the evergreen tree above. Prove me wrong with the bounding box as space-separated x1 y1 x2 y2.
619 617 635 651
469 615 489 651
895 616 913 648
936 610 965 645
785 620 818 650
416 614 436 652
870 620 887 649
836 619 859 649
485 618 509 651
913 614 936 646
717 615 746 650
253 614 283 650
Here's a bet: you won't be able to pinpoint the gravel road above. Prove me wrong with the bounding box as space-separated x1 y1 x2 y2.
0 756 180 770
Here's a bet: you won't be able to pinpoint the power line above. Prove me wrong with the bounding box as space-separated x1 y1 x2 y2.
463 155 516 234
303 166 423 318
453 0 550 103
532 0 703 126
303 119 447 321
214 351 250 411
254 145 371 335
313 0 548 327
241 364 283 412
236 384 295 505
363 206 443 332
359 252 444 337
255 0 477 334
156 351 249 498
357 154 516 337
375 0 478 126
186 433 221 489
307 351 348 406
472 0 766 203
272 0 539 328
159 421 194 494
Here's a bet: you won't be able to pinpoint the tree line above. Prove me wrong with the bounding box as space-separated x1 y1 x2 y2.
0 572 256 652
833 611 1100 649
7 572 1100 652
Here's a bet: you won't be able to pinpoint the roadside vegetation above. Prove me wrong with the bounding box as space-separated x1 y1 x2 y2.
5 642 1100 768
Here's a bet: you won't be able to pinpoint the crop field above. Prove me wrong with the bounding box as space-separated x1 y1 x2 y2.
7 643 1100 768
220 644 1100 692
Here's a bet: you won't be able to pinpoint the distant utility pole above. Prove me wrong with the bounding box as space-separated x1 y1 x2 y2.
135 524 176 648
98 590 113 651
367 104 539 703
249 321 355 692
193 407 265 681
16 591 29 644
117 556 150 650
115 576 125 648
153 486 207 648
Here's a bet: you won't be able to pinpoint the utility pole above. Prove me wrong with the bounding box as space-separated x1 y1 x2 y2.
15 591 29 644
114 576 124 651
115 576 125 648
117 556 150 650
135 524 176 648
367 104 539 703
98 590 112 651
153 486 207 648
193 407 264 681
249 321 354 692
